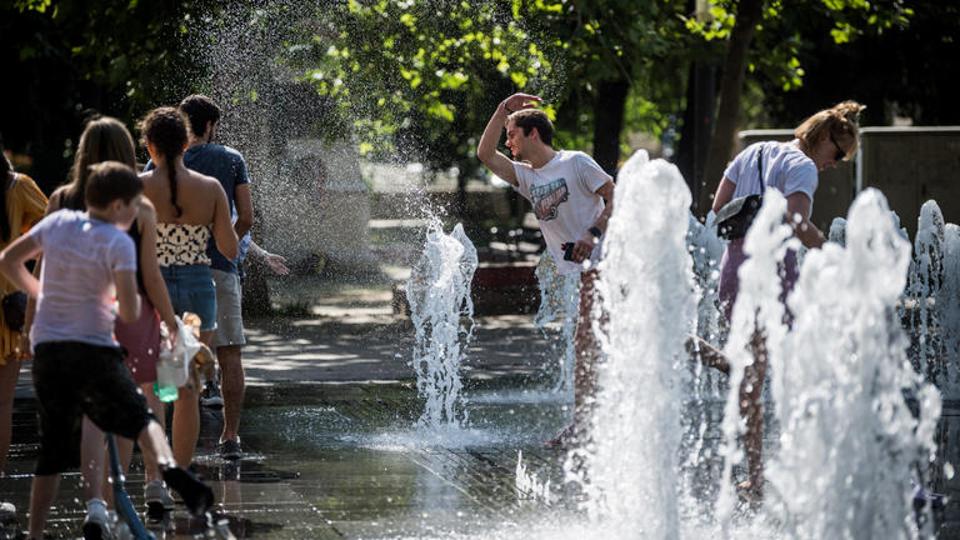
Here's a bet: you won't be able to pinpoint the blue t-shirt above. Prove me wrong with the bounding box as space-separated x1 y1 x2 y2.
146 143 250 273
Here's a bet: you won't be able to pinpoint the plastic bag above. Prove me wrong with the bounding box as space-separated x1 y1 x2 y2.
170 315 203 388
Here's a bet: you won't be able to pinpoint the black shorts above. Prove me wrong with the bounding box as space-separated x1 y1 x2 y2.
32 341 155 475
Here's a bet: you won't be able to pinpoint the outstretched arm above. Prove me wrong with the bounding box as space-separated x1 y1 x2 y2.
476 93 541 186
786 192 825 249
248 240 289 276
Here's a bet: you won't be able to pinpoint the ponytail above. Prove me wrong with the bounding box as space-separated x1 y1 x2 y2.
795 100 866 161
168 167 181 217
140 107 187 217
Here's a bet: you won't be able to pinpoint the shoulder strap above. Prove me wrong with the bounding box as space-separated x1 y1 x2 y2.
756 146 764 194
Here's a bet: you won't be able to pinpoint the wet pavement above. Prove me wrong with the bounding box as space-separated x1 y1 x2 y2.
1 282 580 539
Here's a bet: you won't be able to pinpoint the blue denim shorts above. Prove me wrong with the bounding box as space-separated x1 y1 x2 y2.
161 264 217 332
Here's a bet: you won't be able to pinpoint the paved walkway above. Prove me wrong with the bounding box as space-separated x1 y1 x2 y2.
3 281 573 539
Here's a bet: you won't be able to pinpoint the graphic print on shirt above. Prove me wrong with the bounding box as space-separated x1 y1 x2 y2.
531 178 569 221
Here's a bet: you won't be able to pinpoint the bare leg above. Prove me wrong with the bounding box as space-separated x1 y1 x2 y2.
140 383 164 482
137 420 213 515
573 270 601 433
739 326 768 506
171 329 214 466
137 421 176 470
172 384 199 467
217 345 244 443
28 474 60 540
106 383 163 505
0 356 19 474
79 416 105 502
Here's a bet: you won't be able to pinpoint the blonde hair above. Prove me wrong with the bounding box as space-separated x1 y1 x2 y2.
794 100 866 161
62 116 137 210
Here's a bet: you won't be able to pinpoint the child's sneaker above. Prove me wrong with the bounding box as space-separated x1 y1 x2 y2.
144 479 175 518
82 498 113 540
162 467 214 516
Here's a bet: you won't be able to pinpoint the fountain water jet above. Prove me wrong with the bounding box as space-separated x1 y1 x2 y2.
570 151 696 538
534 253 580 394
405 221 479 430
766 188 941 538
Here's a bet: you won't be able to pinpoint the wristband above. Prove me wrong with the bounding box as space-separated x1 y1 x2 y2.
588 226 603 238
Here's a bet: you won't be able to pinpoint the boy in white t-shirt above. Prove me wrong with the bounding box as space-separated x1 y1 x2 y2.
0 162 213 540
477 93 615 445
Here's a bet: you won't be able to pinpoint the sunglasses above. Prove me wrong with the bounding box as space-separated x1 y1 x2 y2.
829 134 846 162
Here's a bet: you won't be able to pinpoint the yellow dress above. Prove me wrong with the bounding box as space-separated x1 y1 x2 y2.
0 173 48 361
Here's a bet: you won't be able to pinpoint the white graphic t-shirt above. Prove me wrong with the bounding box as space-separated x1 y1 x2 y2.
512 150 612 275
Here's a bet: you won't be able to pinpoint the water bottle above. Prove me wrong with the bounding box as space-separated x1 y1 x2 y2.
154 347 179 403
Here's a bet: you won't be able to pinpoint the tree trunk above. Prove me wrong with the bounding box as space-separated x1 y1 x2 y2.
676 60 717 210
699 0 765 213
454 167 469 218
592 78 631 176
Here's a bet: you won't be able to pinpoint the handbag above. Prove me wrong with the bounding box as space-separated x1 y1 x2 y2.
1 290 27 332
716 147 765 241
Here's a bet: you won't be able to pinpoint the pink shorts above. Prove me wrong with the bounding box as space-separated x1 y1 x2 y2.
115 294 162 385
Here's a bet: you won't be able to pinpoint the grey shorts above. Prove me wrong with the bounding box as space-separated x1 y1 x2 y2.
212 269 246 348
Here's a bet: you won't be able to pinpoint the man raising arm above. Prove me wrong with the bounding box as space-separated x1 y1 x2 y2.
476 94 615 446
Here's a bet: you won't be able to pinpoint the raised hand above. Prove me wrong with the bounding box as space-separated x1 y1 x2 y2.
501 93 542 113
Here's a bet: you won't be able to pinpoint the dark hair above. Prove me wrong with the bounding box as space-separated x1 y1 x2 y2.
140 107 188 217
85 161 143 209
179 94 221 139
508 109 554 146
61 116 137 211
1 132 12 242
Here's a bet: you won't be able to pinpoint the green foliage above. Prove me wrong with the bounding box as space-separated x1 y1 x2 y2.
278 0 556 172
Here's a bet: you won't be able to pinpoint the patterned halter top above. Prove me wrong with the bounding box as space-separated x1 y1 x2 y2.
156 223 211 266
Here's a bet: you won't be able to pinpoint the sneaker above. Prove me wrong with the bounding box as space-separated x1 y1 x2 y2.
0 501 15 523
218 438 242 461
144 479 175 518
162 467 214 516
82 498 114 540
200 381 224 409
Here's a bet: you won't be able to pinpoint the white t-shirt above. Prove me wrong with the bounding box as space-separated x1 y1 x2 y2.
28 210 137 348
724 140 818 217
512 150 612 275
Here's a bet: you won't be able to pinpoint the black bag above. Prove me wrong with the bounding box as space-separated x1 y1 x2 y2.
1 290 26 333
716 147 765 241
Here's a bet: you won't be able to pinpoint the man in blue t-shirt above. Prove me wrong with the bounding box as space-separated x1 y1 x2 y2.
178 95 253 460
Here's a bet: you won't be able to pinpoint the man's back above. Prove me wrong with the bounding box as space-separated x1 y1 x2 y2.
30 210 136 347
183 143 249 272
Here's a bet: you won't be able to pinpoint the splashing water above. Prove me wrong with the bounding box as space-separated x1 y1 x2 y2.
570 151 697 537
938 223 960 396
904 201 946 384
715 188 796 526
405 221 478 430
765 189 941 539
534 252 580 394
515 450 553 505
829 217 847 246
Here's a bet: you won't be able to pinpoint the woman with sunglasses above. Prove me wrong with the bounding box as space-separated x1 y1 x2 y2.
710 99 865 504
